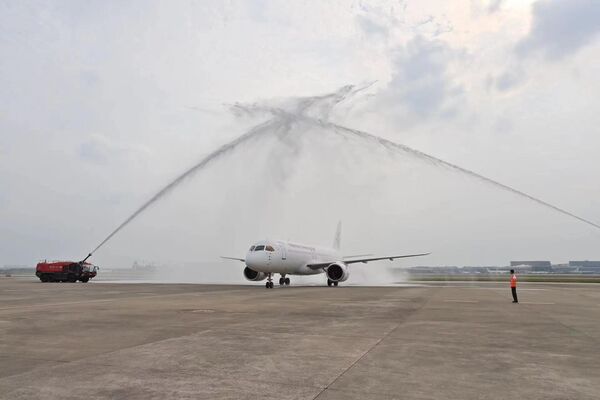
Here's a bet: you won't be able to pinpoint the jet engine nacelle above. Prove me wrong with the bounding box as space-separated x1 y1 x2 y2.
244 266 267 281
326 262 349 282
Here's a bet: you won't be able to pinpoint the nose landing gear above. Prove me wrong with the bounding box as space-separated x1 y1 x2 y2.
266 273 274 289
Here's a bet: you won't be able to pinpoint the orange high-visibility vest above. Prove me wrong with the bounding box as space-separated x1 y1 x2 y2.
510 274 517 288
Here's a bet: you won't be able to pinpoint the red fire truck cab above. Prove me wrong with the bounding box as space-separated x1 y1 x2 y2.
36 261 98 283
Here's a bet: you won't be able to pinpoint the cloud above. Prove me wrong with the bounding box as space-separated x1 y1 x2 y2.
381 36 464 120
516 0 600 60
1 0 599 268
79 137 110 165
487 0 505 13
356 14 389 39
493 67 527 92
78 135 151 168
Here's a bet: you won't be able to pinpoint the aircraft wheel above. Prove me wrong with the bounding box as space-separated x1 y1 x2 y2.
327 279 332 287
284 278 290 285
334 281 339 287
279 278 284 285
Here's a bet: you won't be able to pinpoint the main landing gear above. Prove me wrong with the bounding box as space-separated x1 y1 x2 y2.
279 275 290 286
327 279 338 287
266 274 291 289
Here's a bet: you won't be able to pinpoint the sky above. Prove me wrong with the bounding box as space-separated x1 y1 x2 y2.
1 0 599 274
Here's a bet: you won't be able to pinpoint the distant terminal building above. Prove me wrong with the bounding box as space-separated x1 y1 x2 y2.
569 261 600 268
569 261 600 273
510 261 551 272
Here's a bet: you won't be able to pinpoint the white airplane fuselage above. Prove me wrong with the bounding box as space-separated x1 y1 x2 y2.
245 240 338 276
223 223 429 288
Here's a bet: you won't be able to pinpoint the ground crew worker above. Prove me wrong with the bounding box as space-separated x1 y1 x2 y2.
510 269 518 303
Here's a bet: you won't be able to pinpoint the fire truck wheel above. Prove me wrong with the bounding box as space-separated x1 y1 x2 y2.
81 277 89 283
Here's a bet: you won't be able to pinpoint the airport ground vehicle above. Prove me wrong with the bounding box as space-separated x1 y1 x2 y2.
35 260 98 282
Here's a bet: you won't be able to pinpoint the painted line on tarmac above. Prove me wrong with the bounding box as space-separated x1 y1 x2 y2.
0 288 253 312
488 288 549 291
443 300 479 303
519 302 556 305
0 298 118 311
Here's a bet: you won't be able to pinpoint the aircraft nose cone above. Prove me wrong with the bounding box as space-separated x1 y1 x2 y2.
245 252 256 268
245 251 269 271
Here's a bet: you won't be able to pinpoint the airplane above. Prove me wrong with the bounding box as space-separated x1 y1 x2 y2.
222 222 430 288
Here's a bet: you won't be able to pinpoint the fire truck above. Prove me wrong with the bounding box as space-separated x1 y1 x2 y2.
36 260 98 283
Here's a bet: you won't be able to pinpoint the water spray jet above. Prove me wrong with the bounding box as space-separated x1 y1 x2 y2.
88 118 280 256
87 85 600 259
322 120 600 231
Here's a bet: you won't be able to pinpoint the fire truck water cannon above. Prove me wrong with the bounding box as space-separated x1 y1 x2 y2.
35 253 98 283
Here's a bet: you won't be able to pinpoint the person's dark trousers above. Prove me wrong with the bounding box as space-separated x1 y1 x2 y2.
511 287 518 303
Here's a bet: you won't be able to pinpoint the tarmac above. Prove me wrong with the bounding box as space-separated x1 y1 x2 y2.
1 278 599 399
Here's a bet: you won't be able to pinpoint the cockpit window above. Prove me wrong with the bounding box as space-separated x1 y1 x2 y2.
254 245 265 251
249 245 255 251
265 245 275 252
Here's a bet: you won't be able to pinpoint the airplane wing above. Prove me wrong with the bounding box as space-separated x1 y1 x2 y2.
221 256 245 262
344 253 430 264
307 252 430 270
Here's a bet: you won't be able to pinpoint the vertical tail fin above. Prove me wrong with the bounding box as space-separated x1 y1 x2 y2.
333 221 342 251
